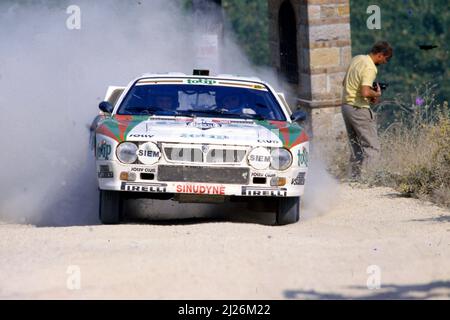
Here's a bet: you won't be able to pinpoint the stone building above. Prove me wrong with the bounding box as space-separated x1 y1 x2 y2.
268 0 352 141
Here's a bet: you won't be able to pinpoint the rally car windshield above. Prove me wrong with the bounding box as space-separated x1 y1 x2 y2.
117 83 287 121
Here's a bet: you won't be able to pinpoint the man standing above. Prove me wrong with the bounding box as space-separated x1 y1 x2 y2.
342 41 393 178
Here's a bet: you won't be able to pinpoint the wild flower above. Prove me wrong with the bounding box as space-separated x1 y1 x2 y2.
415 96 425 106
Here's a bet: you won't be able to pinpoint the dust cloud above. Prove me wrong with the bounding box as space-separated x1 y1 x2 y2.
0 0 198 226
302 157 340 220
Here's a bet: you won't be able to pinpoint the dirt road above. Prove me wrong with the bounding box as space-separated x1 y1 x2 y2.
1 183 449 299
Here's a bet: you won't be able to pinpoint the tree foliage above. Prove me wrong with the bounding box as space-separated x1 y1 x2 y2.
350 0 449 104
222 0 270 66
222 0 448 102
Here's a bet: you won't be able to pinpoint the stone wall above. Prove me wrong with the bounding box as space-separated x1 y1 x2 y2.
268 0 352 142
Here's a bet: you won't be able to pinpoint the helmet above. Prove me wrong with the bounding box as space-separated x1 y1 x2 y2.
149 86 179 110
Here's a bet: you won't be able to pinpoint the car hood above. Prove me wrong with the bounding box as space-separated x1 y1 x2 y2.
96 115 308 149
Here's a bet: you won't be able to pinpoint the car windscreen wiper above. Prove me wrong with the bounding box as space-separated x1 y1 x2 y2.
124 107 185 116
181 109 265 120
217 110 265 120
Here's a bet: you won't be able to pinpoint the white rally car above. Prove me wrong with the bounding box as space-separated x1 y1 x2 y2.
93 72 309 225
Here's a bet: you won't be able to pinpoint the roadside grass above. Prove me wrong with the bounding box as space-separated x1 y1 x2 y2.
327 83 450 208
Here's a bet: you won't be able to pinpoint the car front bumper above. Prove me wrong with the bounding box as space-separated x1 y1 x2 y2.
97 161 306 197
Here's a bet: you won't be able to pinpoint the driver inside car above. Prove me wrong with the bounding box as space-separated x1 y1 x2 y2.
218 93 256 115
154 94 174 110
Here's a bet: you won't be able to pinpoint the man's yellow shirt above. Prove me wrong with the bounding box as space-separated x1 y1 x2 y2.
343 55 378 109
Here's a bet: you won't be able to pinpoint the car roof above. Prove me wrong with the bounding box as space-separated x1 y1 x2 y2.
138 72 265 85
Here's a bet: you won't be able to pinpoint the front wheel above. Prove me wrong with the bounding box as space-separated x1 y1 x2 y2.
99 190 123 224
275 196 300 225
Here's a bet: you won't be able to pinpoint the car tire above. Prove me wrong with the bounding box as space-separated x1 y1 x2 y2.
275 196 300 225
99 190 122 224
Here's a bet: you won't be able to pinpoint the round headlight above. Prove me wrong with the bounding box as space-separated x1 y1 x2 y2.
248 147 271 170
116 142 138 164
137 142 161 165
270 148 292 170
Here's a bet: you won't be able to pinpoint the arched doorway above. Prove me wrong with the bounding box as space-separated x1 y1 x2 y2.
279 1 298 84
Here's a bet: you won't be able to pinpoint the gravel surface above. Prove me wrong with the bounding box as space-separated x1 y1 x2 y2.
1 183 449 299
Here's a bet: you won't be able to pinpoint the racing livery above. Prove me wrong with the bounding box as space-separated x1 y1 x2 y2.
93 72 309 225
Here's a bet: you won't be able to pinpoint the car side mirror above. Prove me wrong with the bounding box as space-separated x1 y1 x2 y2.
99 101 114 114
290 110 307 122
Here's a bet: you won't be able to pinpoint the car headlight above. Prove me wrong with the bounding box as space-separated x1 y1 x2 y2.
247 147 271 170
116 142 138 164
137 142 161 165
270 148 292 170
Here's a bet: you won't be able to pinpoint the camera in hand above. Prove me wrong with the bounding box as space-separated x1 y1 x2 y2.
372 82 389 91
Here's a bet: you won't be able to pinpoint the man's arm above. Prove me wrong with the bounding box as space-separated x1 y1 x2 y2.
361 83 381 104
360 83 381 98
360 66 380 103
